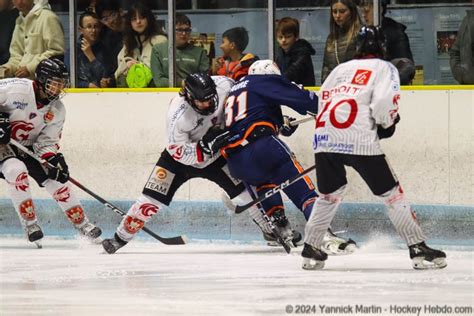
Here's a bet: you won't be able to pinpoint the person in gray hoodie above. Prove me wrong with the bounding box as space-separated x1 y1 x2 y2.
450 9 474 84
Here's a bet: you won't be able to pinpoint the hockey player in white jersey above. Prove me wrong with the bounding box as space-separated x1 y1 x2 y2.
0 58 102 247
302 26 447 270
102 73 289 253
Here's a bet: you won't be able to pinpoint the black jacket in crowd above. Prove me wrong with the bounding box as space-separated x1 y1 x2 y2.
0 8 19 65
382 17 416 84
276 38 316 86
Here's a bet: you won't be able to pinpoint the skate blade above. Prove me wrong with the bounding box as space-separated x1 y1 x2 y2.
321 242 356 256
412 257 447 270
302 258 325 270
34 240 42 249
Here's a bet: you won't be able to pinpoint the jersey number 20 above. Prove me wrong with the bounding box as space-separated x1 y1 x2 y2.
316 98 358 129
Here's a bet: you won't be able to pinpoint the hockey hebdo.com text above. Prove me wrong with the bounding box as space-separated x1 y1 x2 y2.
284 304 473 315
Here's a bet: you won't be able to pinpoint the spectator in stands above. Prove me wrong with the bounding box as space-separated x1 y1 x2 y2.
96 0 125 72
359 0 415 85
213 27 258 81
114 1 166 87
0 0 64 79
321 0 361 83
0 0 19 65
275 17 316 86
450 8 474 84
76 10 115 88
150 13 209 87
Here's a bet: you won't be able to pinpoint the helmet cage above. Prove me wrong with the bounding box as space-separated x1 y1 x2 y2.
44 76 70 102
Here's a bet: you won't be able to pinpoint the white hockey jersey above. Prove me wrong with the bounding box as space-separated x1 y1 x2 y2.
166 76 234 168
314 58 400 156
0 78 65 157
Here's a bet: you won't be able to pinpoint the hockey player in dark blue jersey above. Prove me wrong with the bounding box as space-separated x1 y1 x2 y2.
219 60 356 254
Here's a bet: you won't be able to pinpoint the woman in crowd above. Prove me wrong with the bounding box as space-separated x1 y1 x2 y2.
115 1 166 87
321 0 361 83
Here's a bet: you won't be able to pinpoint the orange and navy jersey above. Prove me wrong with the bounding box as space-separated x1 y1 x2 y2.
223 74 318 140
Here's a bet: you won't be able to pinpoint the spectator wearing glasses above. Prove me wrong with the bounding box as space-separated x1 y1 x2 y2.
0 0 19 65
359 0 415 85
76 10 115 88
114 1 166 87
321 0 361 84
150 13 209 87
0 0 65 80
95 0 125 72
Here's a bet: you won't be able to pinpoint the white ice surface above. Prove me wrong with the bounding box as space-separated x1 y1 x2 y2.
0 236 472 316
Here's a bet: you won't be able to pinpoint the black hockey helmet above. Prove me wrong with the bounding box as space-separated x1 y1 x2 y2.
181 72 218 116
355 25 386 59
35 58 70 102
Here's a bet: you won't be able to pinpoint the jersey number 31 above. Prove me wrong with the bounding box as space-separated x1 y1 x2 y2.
224 92 248 127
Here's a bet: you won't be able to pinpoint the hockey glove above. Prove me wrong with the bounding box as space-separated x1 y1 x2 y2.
280 115 298 137
198 126 230 156
0 112 11 145
45 153 69 183
377 114 400 139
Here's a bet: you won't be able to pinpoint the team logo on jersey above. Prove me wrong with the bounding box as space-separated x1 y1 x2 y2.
15 172 29 191
44 111 54 123
53 186 71 203
11 121 34 140
392 94 400 106
139 203 159 218
124 215 144 234
13 100 28 110
351 69 372 85
19 199 36 220
65 206 85 224
168 144 183 160
145 166 175 195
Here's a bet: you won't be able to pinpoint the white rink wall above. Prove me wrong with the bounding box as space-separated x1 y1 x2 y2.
3 89 473 206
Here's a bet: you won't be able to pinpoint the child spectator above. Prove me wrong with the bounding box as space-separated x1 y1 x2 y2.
214 27 258 81
114 1 166 87
76 10 115 88
359 0 415 84
150 13 209 87
321 0 361 83
275 17 316 86
95 0 125 72
450 8 474 84
0 0 19 65
0 0 64 79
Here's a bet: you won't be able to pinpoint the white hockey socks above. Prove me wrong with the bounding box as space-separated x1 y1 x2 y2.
304 185 346 248
116 194 164 242
232 190 273 234
378 185 426 246
44 179 89 228
1 158 38 227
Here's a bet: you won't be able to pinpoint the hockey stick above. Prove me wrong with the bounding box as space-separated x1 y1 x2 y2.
243 183 291 254
234 163 317 214
9 139 186 245
288 115 315 127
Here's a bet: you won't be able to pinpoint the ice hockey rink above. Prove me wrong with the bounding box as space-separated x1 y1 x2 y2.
0 236 472 316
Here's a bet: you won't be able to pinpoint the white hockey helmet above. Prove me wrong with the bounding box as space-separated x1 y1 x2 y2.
248 59 281 75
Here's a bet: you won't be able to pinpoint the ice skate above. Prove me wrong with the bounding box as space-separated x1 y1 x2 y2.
76 222 102 243
321 228 357 255
102 233 128 254
302 243 328 270
409 242 447 270
264 210 302 248
25 223 44 249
